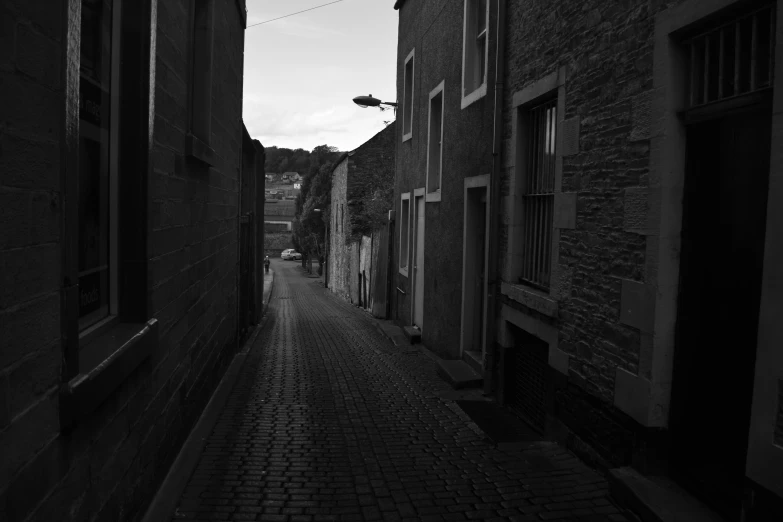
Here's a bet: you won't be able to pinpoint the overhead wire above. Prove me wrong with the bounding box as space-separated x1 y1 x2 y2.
247 0 346 28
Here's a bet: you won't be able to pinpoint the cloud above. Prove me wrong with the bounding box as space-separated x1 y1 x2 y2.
243 95 390 151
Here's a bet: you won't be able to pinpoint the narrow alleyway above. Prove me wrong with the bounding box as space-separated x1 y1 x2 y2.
169 259 631 522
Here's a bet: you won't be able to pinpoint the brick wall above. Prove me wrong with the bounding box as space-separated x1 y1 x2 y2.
0 0 249 520
394 0 496 358
0 0 65 520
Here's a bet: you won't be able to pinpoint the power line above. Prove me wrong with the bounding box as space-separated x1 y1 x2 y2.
247 0 346 28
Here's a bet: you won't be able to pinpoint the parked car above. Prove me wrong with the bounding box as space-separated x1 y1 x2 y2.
281 249 302 260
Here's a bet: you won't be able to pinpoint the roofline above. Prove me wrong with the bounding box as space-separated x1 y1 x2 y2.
330 152 350 174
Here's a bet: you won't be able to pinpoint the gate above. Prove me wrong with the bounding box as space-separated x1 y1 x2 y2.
238 212 255 343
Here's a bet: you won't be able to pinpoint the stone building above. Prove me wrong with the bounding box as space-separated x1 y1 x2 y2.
392 0 497 363
328 124 395 316
0 0 264 520
393 0 783 519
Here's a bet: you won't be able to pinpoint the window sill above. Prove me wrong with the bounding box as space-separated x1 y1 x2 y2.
402 132 412 143
425 191 441 202
186 133 217 166
399 267 409 278
501 281 558 318
461 83 487 109
60 319 159 430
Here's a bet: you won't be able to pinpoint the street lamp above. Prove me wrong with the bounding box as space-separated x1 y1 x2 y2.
353 94 397 112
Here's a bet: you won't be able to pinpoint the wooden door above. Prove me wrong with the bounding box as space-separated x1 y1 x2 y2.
670 105 771 520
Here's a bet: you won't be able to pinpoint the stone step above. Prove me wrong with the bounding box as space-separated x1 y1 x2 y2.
608 467 725 522
403 326 421 344
462 349 482 374
437 359 483 390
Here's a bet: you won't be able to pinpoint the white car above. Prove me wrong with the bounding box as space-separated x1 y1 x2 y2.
281 249 302 260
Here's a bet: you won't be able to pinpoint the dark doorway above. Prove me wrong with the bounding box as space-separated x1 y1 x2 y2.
669 102 771 520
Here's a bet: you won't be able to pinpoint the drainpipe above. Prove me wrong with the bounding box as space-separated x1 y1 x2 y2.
484 0 506 396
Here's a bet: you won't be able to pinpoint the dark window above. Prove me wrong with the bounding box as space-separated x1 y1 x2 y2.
403 51 414 138
686 4 775 108
520 98 556 291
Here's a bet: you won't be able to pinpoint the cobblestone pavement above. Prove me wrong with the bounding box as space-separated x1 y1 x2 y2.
171 259 632 522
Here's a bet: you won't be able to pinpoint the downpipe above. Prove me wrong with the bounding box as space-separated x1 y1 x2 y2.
484 0 506 397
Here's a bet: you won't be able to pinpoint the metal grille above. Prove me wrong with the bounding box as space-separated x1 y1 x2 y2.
686 4 775 108
521 98 556 290
508 339 548 430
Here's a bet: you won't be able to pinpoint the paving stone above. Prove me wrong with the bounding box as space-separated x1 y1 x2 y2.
168 264 633 522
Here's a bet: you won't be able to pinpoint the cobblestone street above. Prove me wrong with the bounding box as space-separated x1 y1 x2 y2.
170 259 632 522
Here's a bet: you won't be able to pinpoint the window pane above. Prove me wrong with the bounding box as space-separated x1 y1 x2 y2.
476 0 486 35
404 58 414 135
428 91 443 192
79 0 113 329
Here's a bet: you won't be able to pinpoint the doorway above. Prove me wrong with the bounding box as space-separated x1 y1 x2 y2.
412 193 425 330
669 102 771 520
461 183 489 364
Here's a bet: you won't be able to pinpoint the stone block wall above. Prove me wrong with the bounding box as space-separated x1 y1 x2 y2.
0 0 249 520
0 2 64 520
329 158 351 302
498 0 679 464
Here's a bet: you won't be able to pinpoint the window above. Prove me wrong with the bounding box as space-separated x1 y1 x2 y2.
426 81 445 201
188 0 215 161
520 98 557 291
61 0 157 428
402 49 415 141
461 0 489 108
79 0 120 333
399 193 411 275
684 4 775 109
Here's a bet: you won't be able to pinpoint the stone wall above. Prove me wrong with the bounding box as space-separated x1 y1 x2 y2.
394 0 496 358
329 158 351 302
497 0 678 465
0 0 249 520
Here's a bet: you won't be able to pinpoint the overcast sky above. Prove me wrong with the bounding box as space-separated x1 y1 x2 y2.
243 1 399 153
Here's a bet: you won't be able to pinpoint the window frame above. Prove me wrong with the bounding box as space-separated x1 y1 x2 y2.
77 0 122 343
518 97 557 292
60 0 158 429
426 80 445 202
461 0 489 109
187 0 217 164
399 192 411 276
402 48 415 142
502 69 567 316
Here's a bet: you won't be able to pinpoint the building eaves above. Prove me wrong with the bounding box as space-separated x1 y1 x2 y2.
394 0 404 10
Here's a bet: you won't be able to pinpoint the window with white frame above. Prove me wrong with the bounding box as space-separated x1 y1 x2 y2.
426 81 445 199
519 98 557 291
462 0 488 108
399 193 411 274
402 49 415 141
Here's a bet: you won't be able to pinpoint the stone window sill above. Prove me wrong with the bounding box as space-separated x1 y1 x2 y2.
425 190 441 202
461 83 487 109
186 133 217 166
501 281 558 318
60 319 158 430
